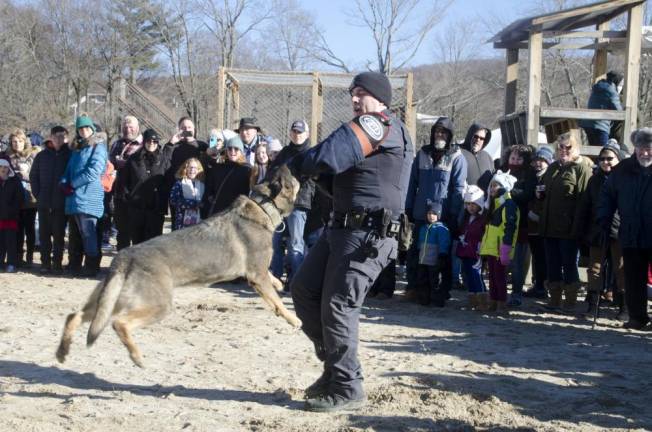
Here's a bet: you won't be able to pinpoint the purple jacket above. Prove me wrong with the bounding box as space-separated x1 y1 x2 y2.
456 213 486 260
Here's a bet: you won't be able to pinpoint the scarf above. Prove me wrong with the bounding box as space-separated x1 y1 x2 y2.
181 178 204 201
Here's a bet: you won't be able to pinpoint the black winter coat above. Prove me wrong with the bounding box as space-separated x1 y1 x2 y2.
121 147 171 214
598 157 652 249
507 165 537 240
29 144 71 210
166 139 209 189
460 123 495 192
201 161 251 217
0 176 25 220
576 168 620 247
270 140 315 210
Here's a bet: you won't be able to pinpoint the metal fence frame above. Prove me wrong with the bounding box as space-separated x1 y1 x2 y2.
216 67 415 146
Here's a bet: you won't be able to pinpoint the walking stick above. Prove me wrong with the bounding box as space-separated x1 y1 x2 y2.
592 241 611 329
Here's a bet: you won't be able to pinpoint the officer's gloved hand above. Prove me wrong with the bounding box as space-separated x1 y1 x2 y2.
349 112 391 156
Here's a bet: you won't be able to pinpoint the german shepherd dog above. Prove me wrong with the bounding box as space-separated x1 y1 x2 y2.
56 166 302 367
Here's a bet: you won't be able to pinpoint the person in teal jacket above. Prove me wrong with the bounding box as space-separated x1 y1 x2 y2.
415 201 451 306
60 115 108 276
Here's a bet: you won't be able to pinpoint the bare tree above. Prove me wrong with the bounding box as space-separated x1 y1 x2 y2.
199 0 273 69
353 0 454 74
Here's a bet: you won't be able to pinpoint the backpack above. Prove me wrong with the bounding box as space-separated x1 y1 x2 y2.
101 160 116 192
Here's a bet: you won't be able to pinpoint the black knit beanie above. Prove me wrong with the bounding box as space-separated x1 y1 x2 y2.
349 72 392 107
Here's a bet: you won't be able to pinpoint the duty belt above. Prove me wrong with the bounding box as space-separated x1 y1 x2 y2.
330 207 400 238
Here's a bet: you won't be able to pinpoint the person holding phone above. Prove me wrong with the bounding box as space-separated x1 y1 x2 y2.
165 117 208 221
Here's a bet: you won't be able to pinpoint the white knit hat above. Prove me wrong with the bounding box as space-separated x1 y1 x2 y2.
490 170 517 192
464 184 485 209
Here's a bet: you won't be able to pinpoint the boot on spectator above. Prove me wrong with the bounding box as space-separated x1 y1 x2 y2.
562 282 580 312
544 281 563 310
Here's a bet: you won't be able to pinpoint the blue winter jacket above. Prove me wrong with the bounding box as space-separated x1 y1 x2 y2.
405 144 467 227
417 222 450 266
579 79 623 133
61 133 108 218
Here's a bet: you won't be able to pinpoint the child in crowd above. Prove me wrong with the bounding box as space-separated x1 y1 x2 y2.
415 202 450 306
524 146 553 298
480 170 519 312
169 158 205 230
456 185 487 310
0 159 25 273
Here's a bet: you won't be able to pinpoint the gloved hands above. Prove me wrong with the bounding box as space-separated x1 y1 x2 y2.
499 244 512 266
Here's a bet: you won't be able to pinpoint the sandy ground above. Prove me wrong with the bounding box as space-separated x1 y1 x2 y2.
1 254 651 432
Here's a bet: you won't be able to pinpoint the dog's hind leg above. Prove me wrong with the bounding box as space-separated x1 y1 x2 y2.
112 306 168 368
268 271 284 293
249 274 302 329
56 303 96 363
56 284 103 364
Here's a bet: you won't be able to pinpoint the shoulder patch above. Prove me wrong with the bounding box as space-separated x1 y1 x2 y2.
358 115 384 141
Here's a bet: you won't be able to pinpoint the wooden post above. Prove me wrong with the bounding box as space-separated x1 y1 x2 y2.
505 49 519 115
310 72 323 145
217 67 226 130
232 80 240 127
404 72 416 143
527 30 543 146
592 21 610 84
624 3 643 144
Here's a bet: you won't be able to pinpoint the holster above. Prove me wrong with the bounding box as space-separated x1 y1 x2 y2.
330 207 399 238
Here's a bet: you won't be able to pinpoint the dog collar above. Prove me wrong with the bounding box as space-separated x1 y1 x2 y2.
251 194 283 228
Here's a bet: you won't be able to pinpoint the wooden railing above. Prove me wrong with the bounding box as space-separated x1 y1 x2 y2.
115 80 177 139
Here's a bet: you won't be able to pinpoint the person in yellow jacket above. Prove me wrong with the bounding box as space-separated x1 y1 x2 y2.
480 170 520 311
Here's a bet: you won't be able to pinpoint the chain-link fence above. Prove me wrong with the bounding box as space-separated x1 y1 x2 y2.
217 68 414 145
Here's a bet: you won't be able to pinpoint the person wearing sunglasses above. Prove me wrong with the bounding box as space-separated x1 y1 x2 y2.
537 132 592 312
576 140 627 319
460 124 495 193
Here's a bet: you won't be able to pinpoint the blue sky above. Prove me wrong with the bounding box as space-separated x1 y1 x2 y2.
299 0 597 69
303 0 536 69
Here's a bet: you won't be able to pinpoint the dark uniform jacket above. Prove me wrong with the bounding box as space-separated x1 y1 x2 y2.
598 156 652 249
460 123 494 192
121 146 172 214
29 144 71 210
293 109 413 220
201 160 251 217
270 139 315 210
0 175 25 220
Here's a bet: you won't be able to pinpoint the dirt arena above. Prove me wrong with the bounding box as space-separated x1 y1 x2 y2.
1 258 651 432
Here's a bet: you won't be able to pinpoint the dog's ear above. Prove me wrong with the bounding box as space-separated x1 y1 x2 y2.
269 177 282 198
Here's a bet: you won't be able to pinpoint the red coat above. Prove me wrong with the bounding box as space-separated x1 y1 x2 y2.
456 213 486 260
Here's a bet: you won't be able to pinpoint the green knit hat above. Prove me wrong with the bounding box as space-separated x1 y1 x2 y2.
75 115 95 132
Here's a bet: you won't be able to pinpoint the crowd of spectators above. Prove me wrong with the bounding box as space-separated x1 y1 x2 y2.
1 110 651 330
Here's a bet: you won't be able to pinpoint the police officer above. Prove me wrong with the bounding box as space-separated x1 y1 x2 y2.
290 71 414 412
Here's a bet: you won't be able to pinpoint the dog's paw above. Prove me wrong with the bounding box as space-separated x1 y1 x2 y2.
55 345 68 363
290 317 303 329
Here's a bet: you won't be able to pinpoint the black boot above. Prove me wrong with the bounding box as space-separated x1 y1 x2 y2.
304 370 331 399
52 261 64 276
40 255 52 274
614 293 628 321
82 256 100 277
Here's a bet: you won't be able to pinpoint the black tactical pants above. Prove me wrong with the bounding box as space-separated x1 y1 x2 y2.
291 228 396 399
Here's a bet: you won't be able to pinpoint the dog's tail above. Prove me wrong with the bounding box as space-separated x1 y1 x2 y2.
87 270 125 347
